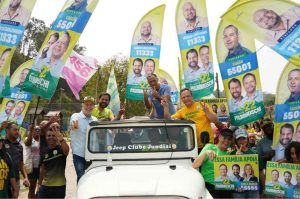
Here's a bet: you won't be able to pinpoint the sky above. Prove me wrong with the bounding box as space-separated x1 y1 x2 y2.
31 0 300 94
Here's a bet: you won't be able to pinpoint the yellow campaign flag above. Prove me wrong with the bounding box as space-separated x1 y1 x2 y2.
221 0 300 66
125 5 165 100
273 62 300 161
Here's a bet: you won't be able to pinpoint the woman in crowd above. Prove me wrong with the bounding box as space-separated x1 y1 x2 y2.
231 128 258 198
193 128 233 198
284 141 300 164
252 121 263 141
24 125 41 199
231 128 256 155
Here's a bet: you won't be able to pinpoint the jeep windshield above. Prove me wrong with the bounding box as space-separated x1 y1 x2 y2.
88 125 195 153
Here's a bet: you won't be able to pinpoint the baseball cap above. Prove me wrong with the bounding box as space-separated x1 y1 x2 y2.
83 96 95 104
234 128 248 139
220 128 233 139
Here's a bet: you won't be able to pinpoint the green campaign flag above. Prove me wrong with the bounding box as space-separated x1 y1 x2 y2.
21 0 99 100
107 67 120 116
0 0 37 97
125 5 165 100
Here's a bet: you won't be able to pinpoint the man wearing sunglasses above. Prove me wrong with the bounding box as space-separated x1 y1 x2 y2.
70 96 97 182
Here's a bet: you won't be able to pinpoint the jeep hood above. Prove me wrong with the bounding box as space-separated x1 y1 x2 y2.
75 164 210 199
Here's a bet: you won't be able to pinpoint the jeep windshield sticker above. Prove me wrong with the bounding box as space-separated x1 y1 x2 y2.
112 143 172 151
88 126 195 153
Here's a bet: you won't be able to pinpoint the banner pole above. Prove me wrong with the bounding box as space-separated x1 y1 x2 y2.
32 96 40 125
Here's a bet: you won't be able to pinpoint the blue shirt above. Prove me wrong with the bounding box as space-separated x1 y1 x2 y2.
32 57 64 78
285 92 300 104
225 44 252 62
148 84 175 119
70 111 97 157
228 97 245 112
244 90 263 103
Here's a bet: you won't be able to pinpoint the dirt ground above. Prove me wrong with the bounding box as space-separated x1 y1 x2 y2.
19 144 77 199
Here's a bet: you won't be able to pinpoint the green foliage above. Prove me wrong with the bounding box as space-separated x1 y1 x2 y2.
263 92 275 106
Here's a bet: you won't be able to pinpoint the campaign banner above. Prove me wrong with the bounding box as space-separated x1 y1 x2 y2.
21 0 99 100
175 0 214 100
273 62 300 161
201 98 229 122
215 20 265 126
214 154 259 191
61 50 98 100
125 5 165 100
221 0 300 67
265 161 300 198
0 0 37 97
107 67 120 116
0 60 33 126
157 69 178 105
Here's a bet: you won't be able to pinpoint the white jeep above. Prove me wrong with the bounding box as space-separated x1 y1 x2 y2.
74 118 212 199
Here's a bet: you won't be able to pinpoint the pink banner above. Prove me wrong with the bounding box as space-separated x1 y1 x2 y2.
62 51 98 99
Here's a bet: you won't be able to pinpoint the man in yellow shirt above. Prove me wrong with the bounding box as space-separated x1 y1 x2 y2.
162 88 218 150
91 92 124 121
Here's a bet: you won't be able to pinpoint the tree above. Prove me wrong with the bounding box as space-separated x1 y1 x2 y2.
21 17 49 58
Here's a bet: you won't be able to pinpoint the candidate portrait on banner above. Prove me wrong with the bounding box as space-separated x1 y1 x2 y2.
252 6 300 46
133 21 161 45
32 31 71 78
178 1 208 34
223 25 252 62
127 58 147 85
0 0 31 26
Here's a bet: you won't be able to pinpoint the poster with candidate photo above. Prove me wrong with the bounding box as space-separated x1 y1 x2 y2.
157 69 179 105
215 21 265 126
201 98 229 122
21 0 99 100
0 90 31 126
0 59 33 126
175 0 214 100
0 0 37 97
265 161 300 198
214 155 259 191
221 0 300 67
273 63 300 161
125 5 165 100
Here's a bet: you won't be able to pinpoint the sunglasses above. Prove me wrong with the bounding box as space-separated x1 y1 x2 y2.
83 96 95 103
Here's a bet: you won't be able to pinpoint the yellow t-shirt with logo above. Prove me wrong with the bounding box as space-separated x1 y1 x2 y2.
171 101 213 148
91 106 114 120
